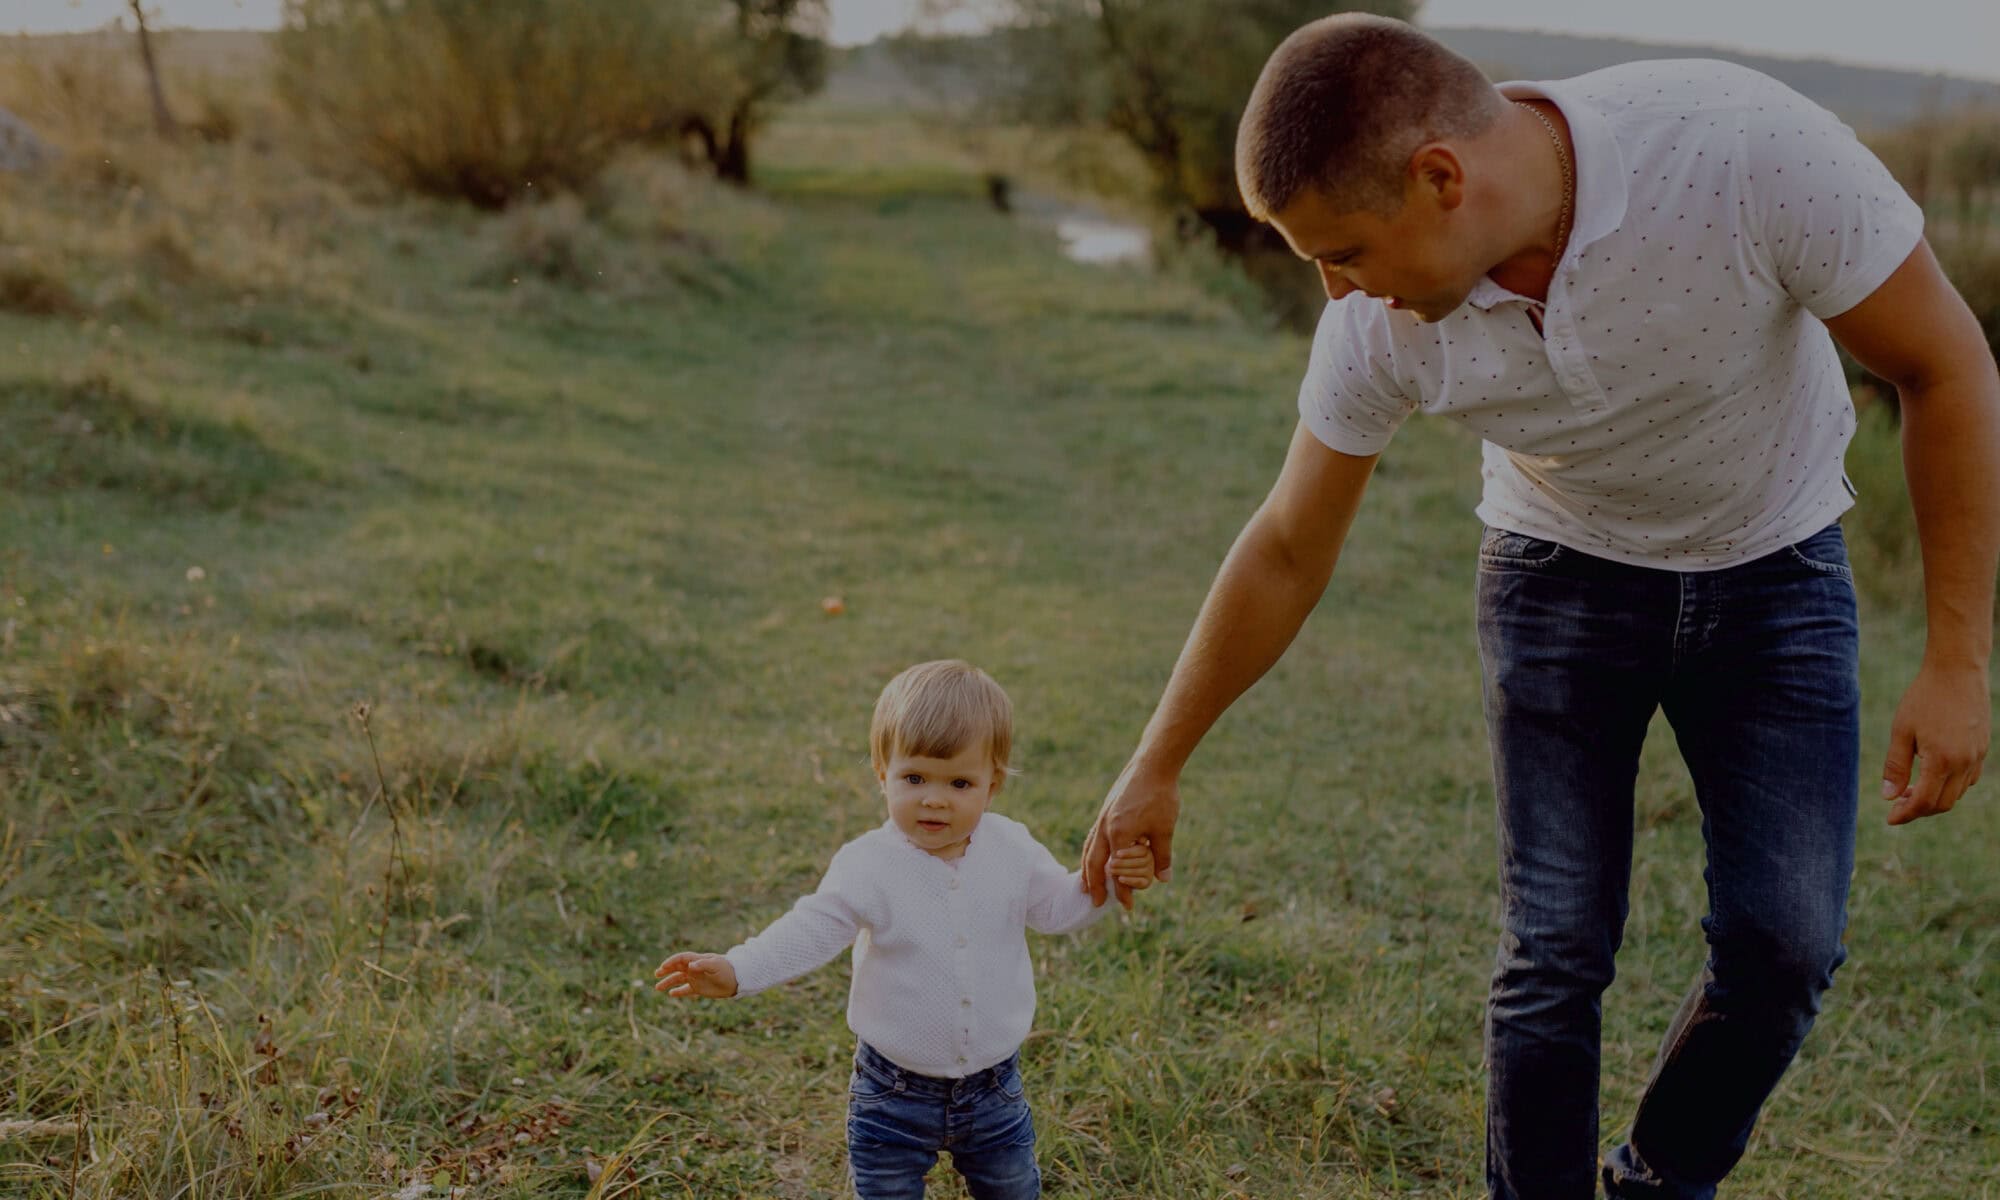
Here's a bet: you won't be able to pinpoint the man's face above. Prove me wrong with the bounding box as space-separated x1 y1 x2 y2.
1268 179 1483 323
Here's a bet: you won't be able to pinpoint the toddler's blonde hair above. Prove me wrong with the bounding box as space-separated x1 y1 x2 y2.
870 660 1013 776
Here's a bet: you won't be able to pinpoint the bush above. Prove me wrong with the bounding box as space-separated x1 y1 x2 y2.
0 250 84 317
275 0 698 208
0 34 150 142
477 194 609 289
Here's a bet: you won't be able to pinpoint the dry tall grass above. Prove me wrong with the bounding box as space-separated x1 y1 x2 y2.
274 0 706 208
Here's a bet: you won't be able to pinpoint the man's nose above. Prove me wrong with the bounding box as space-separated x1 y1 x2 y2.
1317 261 1356 301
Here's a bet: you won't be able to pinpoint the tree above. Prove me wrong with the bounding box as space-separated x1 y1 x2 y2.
997 0 1416 249
127 0 179 138
680 0 830 185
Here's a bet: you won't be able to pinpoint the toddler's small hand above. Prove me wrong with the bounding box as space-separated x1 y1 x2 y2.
654 951 738 998
1109 839 1158 892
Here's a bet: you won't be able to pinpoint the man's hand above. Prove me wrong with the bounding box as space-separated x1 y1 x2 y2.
1882 661 1990 824
1082 760 1181 910
653 952 738 998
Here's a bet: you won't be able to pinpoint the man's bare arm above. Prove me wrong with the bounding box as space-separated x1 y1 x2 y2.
1826 239 2000 823
1083 423 1379 903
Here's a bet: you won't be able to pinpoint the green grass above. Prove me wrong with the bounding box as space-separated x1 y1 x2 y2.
1 110 1995 1198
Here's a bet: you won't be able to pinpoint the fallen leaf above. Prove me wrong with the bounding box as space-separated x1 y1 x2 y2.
1370 1086 1399 1117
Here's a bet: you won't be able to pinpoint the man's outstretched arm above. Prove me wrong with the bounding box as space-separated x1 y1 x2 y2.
1083 422 1379 904
1827 239 2000 824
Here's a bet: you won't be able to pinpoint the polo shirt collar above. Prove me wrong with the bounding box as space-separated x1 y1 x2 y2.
1463 77 1633 312
1500 76 1630 255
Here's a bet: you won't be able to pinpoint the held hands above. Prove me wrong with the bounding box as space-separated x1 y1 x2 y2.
1107 840 1159 893
1881 660 1990 825
653 951 738 999
1082 759 1181 911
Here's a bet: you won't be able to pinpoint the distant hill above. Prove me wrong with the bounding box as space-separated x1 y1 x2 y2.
1432 27 2000 130
830 26 2000 132
0 28 272 78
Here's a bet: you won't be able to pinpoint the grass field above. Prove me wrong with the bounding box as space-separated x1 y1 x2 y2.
1 103 1995 1197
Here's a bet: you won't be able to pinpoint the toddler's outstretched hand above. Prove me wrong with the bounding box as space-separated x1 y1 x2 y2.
654 951 738 998
1108 839 1158 893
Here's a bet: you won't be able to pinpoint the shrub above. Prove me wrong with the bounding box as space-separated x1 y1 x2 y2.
0 33 149 142
0 250 84 317
478 194 608 289
188 91 241 145
275 0 699 208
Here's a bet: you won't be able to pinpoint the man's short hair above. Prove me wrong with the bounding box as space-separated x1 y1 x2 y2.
870 659 1014 776
1236 14 1504 221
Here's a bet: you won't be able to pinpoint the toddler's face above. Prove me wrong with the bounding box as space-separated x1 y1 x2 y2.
879 742 1001 860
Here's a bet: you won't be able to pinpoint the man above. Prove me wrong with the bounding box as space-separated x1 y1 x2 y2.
1077 14 1998 1200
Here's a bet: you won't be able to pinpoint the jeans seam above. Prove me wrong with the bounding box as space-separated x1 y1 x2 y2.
1618 981 1710 1192
1783 545 1853 579
1671 573 1690 669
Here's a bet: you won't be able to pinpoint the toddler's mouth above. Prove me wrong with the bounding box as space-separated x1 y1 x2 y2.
917 820 949 831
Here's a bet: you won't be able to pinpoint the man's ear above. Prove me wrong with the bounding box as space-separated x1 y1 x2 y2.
1410 143 1467 212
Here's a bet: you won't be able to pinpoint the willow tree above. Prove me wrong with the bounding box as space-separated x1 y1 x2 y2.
680 0 830 185
999 0 1416 249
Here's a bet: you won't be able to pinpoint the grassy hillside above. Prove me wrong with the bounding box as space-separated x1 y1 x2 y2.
0 105 1994 1197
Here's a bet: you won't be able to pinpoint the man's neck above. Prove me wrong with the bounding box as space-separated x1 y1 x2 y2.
1483 99 1574 305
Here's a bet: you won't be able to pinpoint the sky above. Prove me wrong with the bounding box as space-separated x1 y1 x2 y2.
5 0 1997 82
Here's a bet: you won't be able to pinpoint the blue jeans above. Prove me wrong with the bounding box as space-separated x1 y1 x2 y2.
847 1041 1040 1199
1475 523 1859 1200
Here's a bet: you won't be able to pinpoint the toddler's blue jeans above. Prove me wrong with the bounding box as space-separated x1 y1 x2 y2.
847 1041 1040 1199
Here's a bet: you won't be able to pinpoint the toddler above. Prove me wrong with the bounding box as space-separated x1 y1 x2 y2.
655 659 1155 1199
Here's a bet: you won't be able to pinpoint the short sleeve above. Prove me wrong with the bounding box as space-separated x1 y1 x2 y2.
1743 80 1924 320
1296 296 1417 455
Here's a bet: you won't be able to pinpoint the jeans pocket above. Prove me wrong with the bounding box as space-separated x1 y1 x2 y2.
849 1067 896 1109
1782 525 1854 580
1478 527 1566 571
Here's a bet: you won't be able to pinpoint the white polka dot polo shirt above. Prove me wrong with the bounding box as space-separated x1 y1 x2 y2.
723 812 1113 1078
1298 59 1925 568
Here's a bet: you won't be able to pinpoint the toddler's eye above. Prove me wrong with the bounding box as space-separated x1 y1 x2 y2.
952 779 972 789
903 773 923 786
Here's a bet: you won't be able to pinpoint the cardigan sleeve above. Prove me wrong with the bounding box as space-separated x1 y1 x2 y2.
724 841 869 997
1020 831 1116 936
